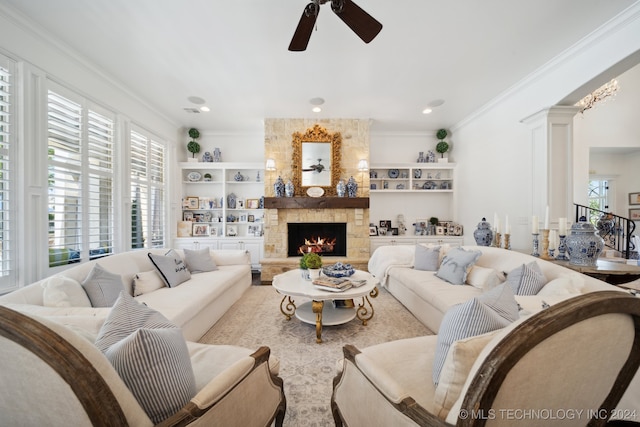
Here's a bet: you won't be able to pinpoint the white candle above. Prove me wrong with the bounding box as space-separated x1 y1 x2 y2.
495 218 501 234
505 215 510 234
532 215 539 234
544 206 549 230
493 212 498 231
548 230 556 250
559 218 567 235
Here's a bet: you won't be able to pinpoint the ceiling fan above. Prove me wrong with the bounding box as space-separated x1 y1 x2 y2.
289 0 383 51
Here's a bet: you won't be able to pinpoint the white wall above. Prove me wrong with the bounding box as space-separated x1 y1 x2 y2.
452 6 640 252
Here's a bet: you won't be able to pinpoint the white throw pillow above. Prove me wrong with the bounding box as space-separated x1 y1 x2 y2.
41 275 92 307
466 266 504 290
536 273 585 296
133 270 165 296
148 249 191 288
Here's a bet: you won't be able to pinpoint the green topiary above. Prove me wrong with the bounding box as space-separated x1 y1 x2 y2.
187 128 200 158
436 129 447 140
429 217 439 226
300 252 322 269
436 129 450 158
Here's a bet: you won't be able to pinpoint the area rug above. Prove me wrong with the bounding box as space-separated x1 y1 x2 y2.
199 285 433 426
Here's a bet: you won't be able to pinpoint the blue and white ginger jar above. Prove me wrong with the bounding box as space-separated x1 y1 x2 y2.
336 179 346 197
274 176 285 198
346 176 358 198
473 218 493 246
565 220 604 267
285 180 294 197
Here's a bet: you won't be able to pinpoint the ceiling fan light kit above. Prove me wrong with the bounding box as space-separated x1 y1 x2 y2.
289 0 383 51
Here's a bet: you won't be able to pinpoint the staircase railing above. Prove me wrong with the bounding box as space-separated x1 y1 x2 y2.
574 203 637 259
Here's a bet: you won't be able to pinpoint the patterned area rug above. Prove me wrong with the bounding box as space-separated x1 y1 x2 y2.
199 285 433 426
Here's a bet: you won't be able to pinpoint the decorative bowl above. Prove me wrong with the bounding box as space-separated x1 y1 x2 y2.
322 262 355 278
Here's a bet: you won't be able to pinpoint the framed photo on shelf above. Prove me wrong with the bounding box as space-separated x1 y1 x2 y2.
177 221 192 237
391 227 399 236
248 214 255 222
630 209 640 221
185 196 199 210
629 192 640 205
192 224 210 237
183 211 194 221
369 226 378 236
210 226 218 237
246 198 260 209
236 200 245 209
379 220 391 230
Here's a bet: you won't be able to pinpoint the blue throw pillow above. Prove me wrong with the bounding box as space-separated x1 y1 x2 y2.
432 283 519 385
414 245 440 271
435 247 481 285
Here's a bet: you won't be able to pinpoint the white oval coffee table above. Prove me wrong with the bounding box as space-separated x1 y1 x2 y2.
272 269 379 343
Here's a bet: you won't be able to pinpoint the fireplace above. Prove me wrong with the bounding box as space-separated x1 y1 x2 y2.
287 223 347 257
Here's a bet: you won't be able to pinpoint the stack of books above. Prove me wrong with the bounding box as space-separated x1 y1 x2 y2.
312 277 353 292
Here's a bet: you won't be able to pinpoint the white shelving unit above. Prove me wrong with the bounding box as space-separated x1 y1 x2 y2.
174 162 264 270
368 163 461 253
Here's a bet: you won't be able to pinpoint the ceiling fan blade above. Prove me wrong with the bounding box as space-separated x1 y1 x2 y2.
332 0 382 44
288 3 319 52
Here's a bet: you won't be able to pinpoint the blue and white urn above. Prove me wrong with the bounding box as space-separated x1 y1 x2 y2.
274 176 285 198
346 176 358 198
565 220 604 267
473 217 493 246
285 179 294 197
336 179 346 197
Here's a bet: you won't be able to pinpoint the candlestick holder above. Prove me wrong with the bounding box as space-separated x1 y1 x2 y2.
540 229 550 260
495 232 501 249
504 233 511 250
532 233 540 257
556 234 569 260
548 248 555 259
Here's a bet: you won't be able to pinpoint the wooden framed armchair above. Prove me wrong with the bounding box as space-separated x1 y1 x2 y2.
332 291 640 426
0 306 286 426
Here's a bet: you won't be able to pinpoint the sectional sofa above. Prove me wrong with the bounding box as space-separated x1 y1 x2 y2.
0 248 252 341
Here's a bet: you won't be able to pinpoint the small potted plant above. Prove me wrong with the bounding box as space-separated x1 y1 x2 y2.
429 217 439 235
187 128 201 162
300 252 322 280
436 129 449 163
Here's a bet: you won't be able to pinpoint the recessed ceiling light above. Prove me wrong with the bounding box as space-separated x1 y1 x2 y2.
312 106 322 113
187 96 206 105
310 97 325 106
428 99 445 108
422 108 432 115
200 106 210 112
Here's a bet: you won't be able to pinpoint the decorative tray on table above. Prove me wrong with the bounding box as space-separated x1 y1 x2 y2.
322 262 355 278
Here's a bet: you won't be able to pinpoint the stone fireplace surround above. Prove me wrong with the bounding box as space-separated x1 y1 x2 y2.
261 119 371 282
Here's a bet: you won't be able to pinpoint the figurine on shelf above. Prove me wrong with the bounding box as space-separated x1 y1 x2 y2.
202 151 213 162
213 148 222 162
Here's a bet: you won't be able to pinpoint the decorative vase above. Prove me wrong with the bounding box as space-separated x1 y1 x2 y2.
300 268 310 280
227 193 237 209
234 171 243 182
336 179 346 197
427 150 436 163
285 180 294 197
213 148 222 162
417 152 425 163
202 151 213 162
565 220 605 267
274 176 285 198
308 268 321 279
346 176 358 198
473 217 494 246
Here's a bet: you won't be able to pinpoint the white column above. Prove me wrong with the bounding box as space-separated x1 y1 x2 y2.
521 106 580 226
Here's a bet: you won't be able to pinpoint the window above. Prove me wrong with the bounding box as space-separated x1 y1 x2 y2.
130 129 165 249
0 55 16 290
588 179 609 224
47 86 115 267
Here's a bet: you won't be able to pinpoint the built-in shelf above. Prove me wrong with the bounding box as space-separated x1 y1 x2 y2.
263 197 369 209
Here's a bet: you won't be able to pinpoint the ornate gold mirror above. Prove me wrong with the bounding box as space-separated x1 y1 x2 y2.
292 124 341 196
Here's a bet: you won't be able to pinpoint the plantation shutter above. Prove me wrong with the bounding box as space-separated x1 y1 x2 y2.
130 129 165 249
0 56 16 290
48 85 115 268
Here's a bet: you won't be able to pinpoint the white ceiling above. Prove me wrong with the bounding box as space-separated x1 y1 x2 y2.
3 0 638 133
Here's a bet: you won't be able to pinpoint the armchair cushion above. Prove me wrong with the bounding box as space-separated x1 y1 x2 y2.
148 249 191 288
435 247 481 285
95 292 196 423
433 283 519 385
81 264 124 307
184 248 218 273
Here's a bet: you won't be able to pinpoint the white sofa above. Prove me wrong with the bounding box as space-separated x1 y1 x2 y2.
0 248 252 341
365 244 640 421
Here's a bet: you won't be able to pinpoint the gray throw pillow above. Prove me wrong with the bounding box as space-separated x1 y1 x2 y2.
95 292 196 424
81 263 124 307
506 261 547 295
184 248 218 273
432 283 519 385
414 245 440 271
435 247 482 285
148 249 191 287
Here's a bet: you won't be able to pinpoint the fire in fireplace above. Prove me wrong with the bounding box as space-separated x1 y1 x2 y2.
287 223 347 257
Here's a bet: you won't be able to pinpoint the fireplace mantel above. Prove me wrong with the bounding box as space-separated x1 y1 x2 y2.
263 197 369 209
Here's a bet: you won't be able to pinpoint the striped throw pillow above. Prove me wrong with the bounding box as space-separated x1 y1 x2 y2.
96 292 196 423
432 284 519 385
506 262 547 295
